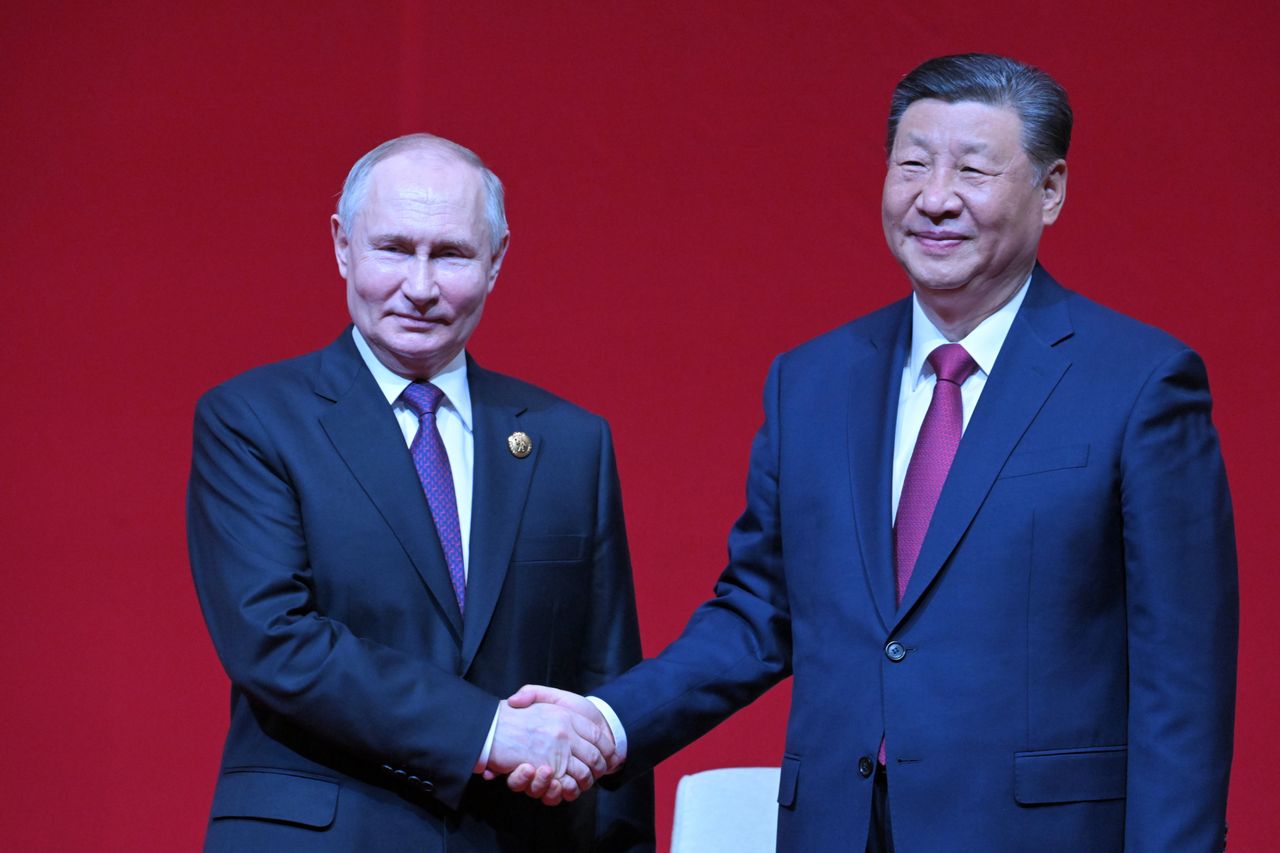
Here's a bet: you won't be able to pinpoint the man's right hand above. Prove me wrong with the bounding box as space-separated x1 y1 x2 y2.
485 698 613 804
502 685 622 803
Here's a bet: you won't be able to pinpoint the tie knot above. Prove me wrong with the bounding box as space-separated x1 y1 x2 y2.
401 382 446 419
928 343 977 386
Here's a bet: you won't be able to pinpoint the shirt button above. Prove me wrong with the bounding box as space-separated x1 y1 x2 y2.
885 641 907 662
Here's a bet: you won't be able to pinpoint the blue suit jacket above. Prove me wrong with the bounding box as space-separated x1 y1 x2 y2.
596 267 1236 852
188 329 653 851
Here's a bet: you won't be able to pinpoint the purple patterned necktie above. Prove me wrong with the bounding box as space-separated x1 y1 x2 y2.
894 343 978 604
402 382 466 614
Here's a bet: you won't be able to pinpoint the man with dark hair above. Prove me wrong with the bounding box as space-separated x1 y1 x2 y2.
885 53 1073 173
188 133 653 851
512 54 1237 851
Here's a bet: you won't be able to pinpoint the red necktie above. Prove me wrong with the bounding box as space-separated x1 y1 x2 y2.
880 343 976 766
402 382 466 614
895 343 978 603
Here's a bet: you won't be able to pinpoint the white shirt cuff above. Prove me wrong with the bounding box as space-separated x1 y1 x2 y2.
586 696 628 761
474 706 500 773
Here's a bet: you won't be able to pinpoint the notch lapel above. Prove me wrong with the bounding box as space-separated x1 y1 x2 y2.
460 363 537 673
895 272 1075 622
314 331 464 639
849 304 913 630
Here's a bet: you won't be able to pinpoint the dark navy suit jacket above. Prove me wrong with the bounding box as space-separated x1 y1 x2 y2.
188 329 653 851
596 267 1236 852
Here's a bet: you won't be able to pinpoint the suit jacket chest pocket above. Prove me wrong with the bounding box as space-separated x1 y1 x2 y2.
998 444 1090 479
510 534 588 565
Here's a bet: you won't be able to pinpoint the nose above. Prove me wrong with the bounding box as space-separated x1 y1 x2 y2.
916 167 962 219
402 254 438 308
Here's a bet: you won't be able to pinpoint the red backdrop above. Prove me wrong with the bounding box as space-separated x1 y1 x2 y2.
3 1 1275 849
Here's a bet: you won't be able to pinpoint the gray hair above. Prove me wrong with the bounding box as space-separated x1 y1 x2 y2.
336 133 508 254
886 54 1072 176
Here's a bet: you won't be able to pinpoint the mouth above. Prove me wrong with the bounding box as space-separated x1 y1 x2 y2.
909 231 969 252
392 313 448 327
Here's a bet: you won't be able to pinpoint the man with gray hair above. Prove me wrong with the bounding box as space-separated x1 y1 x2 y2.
188 133 653 851
511 54 1238 851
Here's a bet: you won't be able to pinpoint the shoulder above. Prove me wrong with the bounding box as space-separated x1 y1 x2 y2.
194 340 336 428
469 363 609 431
775 297 909 373
1044 284 1202 385
794 298 907 357
208 350 322 397
1060 288 1189 356
1023 275 1216 418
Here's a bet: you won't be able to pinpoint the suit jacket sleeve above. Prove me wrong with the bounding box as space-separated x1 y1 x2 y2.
187 383 497 810
595 356 793 772
1120 348 1237 851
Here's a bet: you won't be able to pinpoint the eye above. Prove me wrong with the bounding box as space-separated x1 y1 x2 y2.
433 243 474 260
959 165 989 176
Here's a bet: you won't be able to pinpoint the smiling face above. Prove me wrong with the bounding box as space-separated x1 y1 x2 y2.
332 148 508 379
881 99 1066 335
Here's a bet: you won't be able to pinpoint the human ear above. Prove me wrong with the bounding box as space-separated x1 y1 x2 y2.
330 214 351 278
1041 160 1068 225
486 232 510 293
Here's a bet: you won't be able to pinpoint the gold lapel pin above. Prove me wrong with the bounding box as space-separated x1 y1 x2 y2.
507 431 533 458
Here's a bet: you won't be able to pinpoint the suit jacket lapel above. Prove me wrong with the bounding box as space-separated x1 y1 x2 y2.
314 330 464 639
460 360 537 673
849 303 913 630
895 269 1075 622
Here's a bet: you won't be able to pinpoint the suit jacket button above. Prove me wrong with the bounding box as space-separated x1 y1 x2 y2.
394 769 408 781
408 774 422 785
858 756 874 778
420 779 434 792
380 764 394 775
885 641 907 662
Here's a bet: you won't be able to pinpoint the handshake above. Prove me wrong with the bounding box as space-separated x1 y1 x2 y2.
481 685 623 805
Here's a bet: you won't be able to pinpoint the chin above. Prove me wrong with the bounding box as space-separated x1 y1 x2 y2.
916 278 972 293
390 344 442 366
383 328 437 351
905 267 971 294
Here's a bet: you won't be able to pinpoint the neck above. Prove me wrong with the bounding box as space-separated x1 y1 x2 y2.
914 267 1031 341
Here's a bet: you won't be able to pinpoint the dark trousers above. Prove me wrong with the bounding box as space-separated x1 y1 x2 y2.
865 766 894 853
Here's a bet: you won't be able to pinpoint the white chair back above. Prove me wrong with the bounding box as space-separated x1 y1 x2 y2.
670 766 781 853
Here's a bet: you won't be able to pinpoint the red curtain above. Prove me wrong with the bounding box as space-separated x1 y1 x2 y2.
2 1 1274 848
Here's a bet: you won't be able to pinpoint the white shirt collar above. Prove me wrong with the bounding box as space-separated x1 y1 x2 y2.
907 275 1031 390
350 326 473 431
